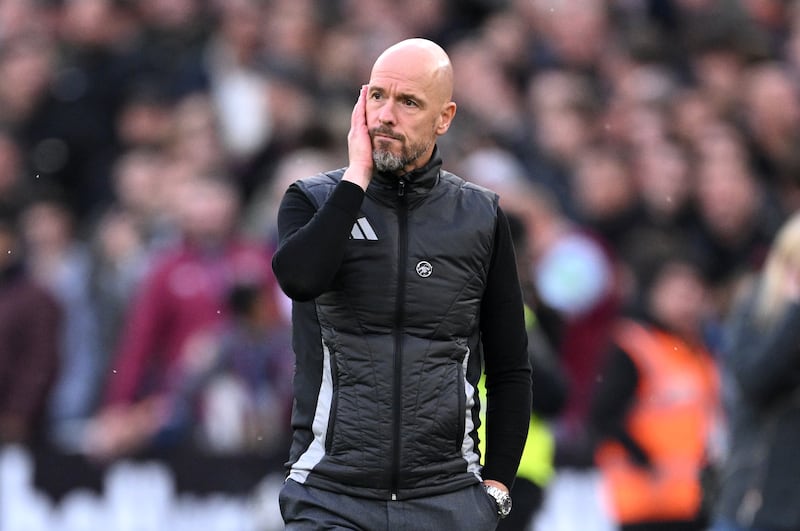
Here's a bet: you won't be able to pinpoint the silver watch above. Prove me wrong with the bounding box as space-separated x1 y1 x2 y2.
483 484 512 518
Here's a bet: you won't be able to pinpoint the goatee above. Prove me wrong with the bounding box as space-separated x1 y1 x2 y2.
373 150 404 173
371 134 433 174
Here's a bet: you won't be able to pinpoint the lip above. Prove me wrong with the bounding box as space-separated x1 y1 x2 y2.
373 130 400 141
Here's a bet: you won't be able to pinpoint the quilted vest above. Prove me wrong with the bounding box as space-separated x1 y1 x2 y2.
286 160 500 501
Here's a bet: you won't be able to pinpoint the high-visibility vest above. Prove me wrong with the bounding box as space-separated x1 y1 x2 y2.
477 377 555 488
478 306 556 488
595 319 719 524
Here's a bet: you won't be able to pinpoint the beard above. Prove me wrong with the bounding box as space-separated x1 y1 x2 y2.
371 128 433 174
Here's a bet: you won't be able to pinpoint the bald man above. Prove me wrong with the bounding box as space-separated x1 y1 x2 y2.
272 39 531 530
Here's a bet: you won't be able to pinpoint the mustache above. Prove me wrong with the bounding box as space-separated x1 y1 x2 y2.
370 127 404 141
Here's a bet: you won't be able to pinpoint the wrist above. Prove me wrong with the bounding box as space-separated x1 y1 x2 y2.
483 481 513 518
482 479 509 493
343 166 372 191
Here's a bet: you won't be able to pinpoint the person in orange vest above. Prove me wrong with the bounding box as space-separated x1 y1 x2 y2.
590 240 721 531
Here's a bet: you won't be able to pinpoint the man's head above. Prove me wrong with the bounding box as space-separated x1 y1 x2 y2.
175 175 240 246
367 38 456 174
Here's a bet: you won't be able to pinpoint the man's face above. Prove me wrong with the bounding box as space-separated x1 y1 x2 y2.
649 262 708 337
366 59 448 174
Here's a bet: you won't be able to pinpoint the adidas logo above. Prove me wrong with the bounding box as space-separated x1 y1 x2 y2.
350 217 378 240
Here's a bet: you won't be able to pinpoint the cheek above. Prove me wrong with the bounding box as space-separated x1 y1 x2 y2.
419 119 441 141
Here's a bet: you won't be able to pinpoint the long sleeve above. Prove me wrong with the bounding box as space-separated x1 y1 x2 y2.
589 346 651 466
479 207 533 488
6 285 61 426
272 180 365 301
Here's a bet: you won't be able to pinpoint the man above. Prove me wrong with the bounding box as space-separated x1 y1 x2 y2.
86 175 276 460
0 205 61 445
271 38 532 529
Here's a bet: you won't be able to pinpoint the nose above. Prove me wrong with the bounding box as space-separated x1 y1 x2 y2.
376 100 397 126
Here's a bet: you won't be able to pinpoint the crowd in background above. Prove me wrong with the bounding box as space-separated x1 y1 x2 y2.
2 0 800 529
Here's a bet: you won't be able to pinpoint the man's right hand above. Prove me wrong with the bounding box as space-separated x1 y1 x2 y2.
343 84 373 191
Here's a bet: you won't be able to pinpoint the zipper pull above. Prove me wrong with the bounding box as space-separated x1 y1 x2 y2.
397 179 406 197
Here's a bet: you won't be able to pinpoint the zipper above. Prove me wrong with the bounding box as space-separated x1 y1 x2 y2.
390 178 408 500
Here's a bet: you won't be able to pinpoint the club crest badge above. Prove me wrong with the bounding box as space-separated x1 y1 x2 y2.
415 261 432 278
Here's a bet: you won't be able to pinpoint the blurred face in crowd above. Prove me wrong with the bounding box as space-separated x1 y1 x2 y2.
744 63 800 136
450 38 523 135
695 124 759 241
366 40 456 174
176 178 239 245
219 0 265 59
635 140 693 220
138 0 198 30
59 0 120 46
20 200 73 251
573 147 636 222
527 73 594 162
649 261 708 341
0 37 53 121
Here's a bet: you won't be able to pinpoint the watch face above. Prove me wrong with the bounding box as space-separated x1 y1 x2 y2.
485 485 513 518
499 496 512 517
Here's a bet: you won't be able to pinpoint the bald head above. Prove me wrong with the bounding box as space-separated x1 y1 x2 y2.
365 38 457 174
371 38 454 106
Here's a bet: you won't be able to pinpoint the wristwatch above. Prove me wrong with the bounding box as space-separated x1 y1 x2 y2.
483 484 512 518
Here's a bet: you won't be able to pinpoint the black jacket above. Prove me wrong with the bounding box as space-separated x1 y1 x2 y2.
272 149 531 500
714 288 800 530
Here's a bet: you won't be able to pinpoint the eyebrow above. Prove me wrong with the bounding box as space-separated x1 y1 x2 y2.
370 85 427 107
399 91 424 105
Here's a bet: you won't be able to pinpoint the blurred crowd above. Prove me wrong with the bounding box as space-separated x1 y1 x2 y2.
2 0 800 529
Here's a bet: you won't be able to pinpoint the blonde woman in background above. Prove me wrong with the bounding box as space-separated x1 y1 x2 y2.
711 212 800 531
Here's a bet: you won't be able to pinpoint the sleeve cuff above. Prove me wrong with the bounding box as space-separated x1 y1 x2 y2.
328 180 366 215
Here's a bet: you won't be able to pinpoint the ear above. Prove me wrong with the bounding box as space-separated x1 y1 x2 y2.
436 101 457 135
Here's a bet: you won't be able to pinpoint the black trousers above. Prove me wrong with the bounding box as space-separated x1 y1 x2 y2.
280 479 501 531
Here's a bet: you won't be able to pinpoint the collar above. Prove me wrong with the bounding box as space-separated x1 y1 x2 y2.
368 146 442 202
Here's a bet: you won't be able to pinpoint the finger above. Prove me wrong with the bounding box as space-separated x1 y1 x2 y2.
351 85 368 130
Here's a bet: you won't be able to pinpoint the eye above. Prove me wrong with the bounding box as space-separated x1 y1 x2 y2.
403 98 418 107
369 91 383 101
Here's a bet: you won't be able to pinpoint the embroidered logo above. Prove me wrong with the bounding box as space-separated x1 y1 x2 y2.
350 217 378 240
415 261 433 278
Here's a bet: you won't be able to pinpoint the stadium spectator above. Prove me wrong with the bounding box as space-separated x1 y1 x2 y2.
710 211 800 531
592 238 720 531
19 191 102 451
0 205 61 445
85 175 276 460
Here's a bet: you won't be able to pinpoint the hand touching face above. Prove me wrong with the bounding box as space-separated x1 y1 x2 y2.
343 85 374 190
